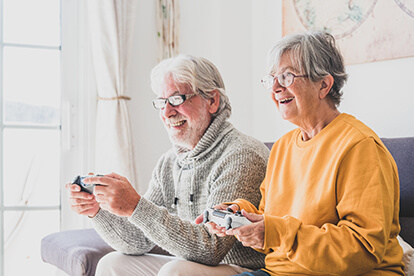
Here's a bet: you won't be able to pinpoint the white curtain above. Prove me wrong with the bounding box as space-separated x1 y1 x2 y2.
156 0 180 60
87 0 137 186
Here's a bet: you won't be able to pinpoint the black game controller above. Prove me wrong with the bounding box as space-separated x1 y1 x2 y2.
71 174 103 194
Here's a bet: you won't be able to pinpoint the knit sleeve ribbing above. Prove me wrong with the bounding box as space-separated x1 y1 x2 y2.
91 208 156 255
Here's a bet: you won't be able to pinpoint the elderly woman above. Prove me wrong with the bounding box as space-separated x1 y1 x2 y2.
198 31 404 275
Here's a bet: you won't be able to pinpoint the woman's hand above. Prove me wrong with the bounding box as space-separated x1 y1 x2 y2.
226 210 265 249
195 204 240 237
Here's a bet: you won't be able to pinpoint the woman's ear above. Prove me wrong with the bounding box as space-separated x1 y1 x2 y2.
319 74 334 99
208 90 220 114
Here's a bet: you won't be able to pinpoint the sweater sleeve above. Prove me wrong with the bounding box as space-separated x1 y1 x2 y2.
263 138 401 275
91 209 156 255
90 157 169 255
128 148 267 266
90 149 176 254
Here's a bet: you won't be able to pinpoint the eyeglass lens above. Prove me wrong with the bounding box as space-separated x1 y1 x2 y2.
262 73 295 89
152 94 196 109
153 96 184 109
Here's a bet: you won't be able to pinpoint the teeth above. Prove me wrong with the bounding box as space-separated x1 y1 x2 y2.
170 120 185 127
280 97 294 103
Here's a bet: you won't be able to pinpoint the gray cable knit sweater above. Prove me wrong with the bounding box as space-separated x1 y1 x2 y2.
92 110 269 270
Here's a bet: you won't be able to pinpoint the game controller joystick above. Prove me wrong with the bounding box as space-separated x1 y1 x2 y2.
71 174 103 194
203 208 252 230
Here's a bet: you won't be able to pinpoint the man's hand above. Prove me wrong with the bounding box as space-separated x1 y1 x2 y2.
195 204 239 237
225 210 265 249
85 172 141 217
65 182 100 218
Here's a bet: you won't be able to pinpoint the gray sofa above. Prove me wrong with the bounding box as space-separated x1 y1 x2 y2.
41 137 414 276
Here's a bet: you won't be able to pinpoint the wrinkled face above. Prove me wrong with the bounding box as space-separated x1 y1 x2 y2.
270 53 319 125
159 77 213 150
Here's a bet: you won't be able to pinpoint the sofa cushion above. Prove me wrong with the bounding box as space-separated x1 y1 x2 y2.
382 138 414 246
41 228 115 276
382 138 414 218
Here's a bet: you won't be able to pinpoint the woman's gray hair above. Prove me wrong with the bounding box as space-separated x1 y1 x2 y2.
267 31 348 107
151 54 231 117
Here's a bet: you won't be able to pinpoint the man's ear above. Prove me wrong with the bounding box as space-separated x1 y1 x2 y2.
319 74 334 99
208 90 220 114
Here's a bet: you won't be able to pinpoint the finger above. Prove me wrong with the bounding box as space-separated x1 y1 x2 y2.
225 224 253 236
241 210 263 223
71 197 91 205
88 172 94 175
195 214 204 224
225 228 236 236
83 175 110 186
93 184 108 195
204 222 228 236
211 204 230 210
72 194 96 203
242 241 254 248
208 222 227 232
227 204 240 213
71 202 96 213
241 238 263 249
69 190 94 200
252 244 264 250
65 182 80 192
106 172 123 180
203 222 215 233
67 183 81 192
215 232 228 237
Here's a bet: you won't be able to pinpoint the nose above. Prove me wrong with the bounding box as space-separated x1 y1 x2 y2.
161 101 177 118
272 77 284 94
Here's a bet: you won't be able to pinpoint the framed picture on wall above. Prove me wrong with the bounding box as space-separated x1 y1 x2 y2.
283 0 414 65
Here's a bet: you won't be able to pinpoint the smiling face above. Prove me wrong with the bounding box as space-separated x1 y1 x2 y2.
159 76 215 150
270 53 321 126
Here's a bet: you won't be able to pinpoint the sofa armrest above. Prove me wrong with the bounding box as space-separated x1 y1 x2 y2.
41 228 173 276
41 229 115 276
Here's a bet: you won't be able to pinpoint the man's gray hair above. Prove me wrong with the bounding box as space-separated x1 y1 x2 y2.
267 31 348 107
151 54 231 117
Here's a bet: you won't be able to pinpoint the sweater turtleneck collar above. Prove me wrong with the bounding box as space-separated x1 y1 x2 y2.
171 108 232 208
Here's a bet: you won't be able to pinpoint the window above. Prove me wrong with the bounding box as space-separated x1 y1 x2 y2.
0 0 61 274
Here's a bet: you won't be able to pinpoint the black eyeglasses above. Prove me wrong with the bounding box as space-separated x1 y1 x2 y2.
261 72 308 89
152 93 196 109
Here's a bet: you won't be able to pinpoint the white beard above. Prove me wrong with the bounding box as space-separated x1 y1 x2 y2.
166 110 211 150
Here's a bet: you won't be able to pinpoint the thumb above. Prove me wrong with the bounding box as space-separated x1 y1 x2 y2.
241 209 263 223
195 213 204 225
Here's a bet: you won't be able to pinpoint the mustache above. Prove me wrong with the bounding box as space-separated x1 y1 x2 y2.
165 117 186 125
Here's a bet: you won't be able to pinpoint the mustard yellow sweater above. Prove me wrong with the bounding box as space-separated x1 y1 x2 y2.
234 113 404 275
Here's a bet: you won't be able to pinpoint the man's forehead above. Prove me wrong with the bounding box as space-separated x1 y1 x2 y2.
161 79 192 96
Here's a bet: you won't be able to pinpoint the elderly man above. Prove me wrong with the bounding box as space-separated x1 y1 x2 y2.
66 54 269 276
